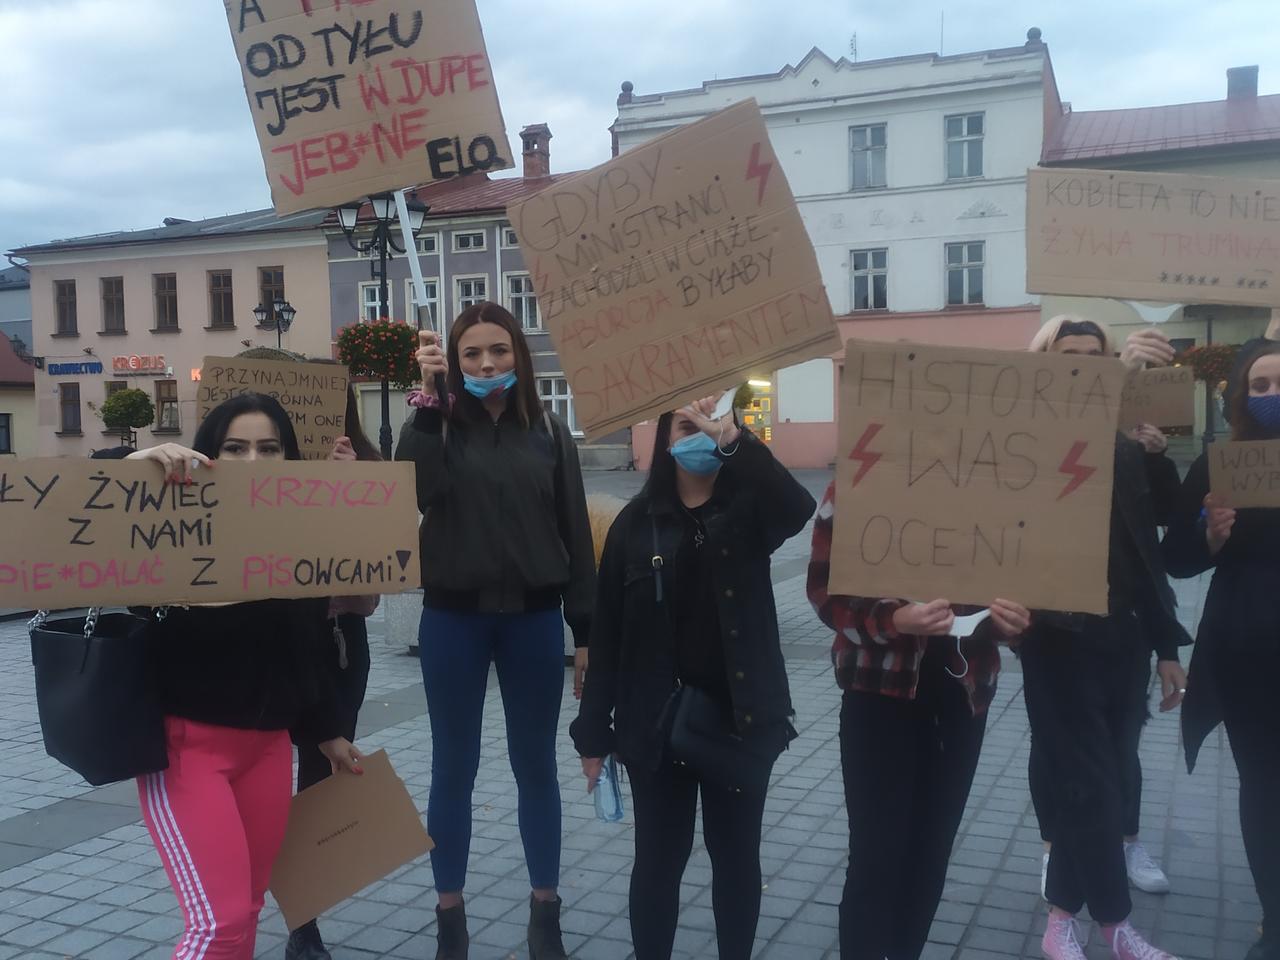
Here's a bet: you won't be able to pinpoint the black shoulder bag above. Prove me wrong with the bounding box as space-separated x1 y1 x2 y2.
652 517 792 795
29 608 168 786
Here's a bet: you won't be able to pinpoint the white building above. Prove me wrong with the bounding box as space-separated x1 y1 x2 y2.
613 30 1055 467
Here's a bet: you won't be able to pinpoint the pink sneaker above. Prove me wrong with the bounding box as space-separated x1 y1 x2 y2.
1103 921 1181 960
1043 912 1088 960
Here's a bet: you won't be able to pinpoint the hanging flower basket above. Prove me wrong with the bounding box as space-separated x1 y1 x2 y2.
1176 344 1241 385
336 320 422 391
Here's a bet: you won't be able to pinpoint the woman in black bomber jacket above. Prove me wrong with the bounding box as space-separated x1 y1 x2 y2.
572 395 816 960
395 302 595 960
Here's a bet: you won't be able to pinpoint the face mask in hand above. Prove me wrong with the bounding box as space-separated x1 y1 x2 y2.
670 432 722 475
1247 394 1280 436
463 370 517 400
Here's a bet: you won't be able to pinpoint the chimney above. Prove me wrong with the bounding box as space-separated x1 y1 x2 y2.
521 124 552 179
1228 65 1259 101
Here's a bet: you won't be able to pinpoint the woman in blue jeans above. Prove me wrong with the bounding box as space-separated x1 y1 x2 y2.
395 302 595 960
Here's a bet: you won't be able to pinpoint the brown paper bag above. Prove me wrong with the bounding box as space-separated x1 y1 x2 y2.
270 750 432 930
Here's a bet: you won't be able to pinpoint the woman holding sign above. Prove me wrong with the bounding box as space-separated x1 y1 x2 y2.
125 392 363 960
806 483 1029 960
286 383 381 960
573 396 815 960
1021 316 1187 960
395 302 595 960
1163 340 1280 960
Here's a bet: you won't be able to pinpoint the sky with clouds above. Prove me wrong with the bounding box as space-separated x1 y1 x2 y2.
1 0 1277 257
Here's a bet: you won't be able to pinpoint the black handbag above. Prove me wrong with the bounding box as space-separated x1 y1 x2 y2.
29 608 168 786
651 518 794 795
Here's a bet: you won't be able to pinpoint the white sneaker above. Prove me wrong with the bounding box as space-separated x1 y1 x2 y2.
1125 841 1171 894
1041 851 1050 902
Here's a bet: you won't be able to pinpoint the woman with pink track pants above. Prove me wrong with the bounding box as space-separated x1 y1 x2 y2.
126 393 363 960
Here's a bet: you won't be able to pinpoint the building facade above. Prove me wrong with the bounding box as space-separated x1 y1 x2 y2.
14 211 332 457
1040 64 1280 443
614 30 1055 467
0 265 32 355
325 125 633 467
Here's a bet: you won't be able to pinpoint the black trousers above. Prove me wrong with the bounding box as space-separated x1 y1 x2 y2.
296 614 372 792
626 759 768 960
1020 616 1148 922
839 645 988 960
1029 643 1149 843
1220 648 1280 930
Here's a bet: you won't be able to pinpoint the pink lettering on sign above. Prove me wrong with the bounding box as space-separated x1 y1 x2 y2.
248 477 399 509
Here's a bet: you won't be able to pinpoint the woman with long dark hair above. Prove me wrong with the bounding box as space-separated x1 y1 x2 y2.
395 302 595 960
125 393 362 960
286 382 382 960
572 396 815 960
1163 340 1280 960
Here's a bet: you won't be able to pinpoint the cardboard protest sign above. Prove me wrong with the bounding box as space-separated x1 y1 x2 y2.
223 0 513 215
270 750 432 931
828 341 1125 615
1119 365 1197 431
507 99 840 439
0 460 418 608
198 357 349 460
1027 167 1280 308
1208 440 1280 507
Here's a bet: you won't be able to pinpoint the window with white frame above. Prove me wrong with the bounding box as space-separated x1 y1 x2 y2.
359 282 390 322
501 224 519 248
455 276 488 310
0 413 11 454
415 233 440 256
452 230 487 252
538 376 580 435
945 241 985 305
406 279 440 329
507 274 540 329
945 113 984 180
850 124 887 190
850 249 888 311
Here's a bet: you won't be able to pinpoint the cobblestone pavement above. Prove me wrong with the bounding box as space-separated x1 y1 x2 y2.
0 470 1256 959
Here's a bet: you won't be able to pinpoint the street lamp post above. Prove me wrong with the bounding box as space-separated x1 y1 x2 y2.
335 194 429 459
255 300 297 350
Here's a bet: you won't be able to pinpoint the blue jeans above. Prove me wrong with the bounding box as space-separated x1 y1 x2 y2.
418 606 565 893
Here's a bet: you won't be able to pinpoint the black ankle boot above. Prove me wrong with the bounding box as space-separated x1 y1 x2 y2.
528 894 568 959
435 902 469 960
284 920 332 960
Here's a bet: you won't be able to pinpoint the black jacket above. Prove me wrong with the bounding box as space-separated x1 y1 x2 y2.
570 431 816 769
1028 435 1190 660
394 398 596 647
146 599 343 743
1162 452 1280 771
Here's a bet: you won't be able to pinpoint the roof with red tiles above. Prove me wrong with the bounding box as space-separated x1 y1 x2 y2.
0 333 35 387
409 172 574 215
1043 93 1280 164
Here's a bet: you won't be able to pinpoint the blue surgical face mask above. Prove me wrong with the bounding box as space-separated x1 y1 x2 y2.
463 370 517 400
670 432 721 475
1247 394 1280 436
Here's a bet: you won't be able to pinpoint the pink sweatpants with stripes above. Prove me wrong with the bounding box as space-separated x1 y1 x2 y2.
138 717 293 960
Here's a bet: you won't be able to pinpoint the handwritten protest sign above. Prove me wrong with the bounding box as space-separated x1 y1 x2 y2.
0 460 419 608
1027 167 1280 308
1119 365 1197 431
828 341 1124 615
507 99 840 439
1209 440 1280 507
223 0 513 215
198 357 349 460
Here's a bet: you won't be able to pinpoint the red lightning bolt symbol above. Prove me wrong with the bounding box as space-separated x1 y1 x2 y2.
746 142 773 206
1057 441 1096 500
848 423 884 488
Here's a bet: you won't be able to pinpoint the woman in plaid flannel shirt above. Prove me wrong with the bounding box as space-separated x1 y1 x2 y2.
807 483 1029 960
